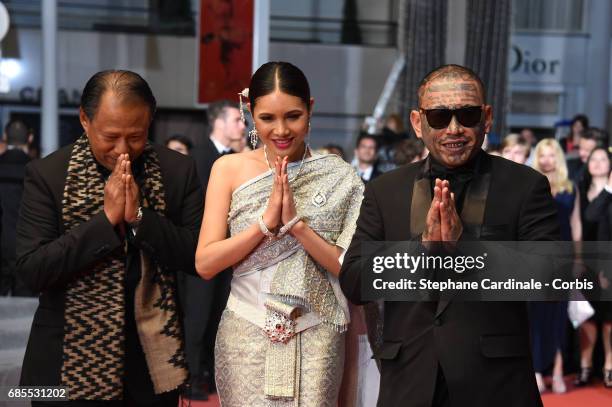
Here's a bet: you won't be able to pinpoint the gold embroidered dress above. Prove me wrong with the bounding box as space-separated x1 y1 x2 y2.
215 154 364 406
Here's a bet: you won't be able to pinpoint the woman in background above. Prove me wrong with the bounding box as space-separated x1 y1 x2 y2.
579 147 612 388
501 133 530 165
560 114 589 155
530 138 581 393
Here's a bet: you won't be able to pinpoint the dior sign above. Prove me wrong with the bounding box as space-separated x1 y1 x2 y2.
510 45 561 76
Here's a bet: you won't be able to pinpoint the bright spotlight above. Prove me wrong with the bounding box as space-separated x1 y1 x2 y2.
0 59 22 79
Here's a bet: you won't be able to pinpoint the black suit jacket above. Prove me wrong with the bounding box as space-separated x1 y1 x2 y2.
178 136 232 381
192 136 221 193
0 149 31 295
16 143 203 395
566 157 584 184
340 153 559 407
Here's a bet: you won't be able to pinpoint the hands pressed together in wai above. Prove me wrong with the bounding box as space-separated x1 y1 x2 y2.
422 178 463 242
261 156 302 236
103 153 141 229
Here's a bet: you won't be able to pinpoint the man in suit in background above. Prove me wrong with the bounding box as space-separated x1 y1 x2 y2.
340 64 559 407
192 100 245 187
0 120 32 296
179 100 245 400
353 133 383 183
17 70 202 405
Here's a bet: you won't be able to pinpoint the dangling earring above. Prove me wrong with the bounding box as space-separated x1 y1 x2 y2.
238 88 249 123
305 120 312 151
249 128 259 149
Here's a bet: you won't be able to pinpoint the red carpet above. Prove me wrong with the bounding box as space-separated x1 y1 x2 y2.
541 378 612 407
179 380 612 407
179 394 220 407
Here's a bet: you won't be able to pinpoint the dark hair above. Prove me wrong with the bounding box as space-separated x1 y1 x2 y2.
418 64 486 105
323 143 346 160
582 127 608 147
587 146 611 165
208 99 240 124
4 119 29 145
248 62 311 112
394 138 425 166
571 114 589 130
165 134 193 151
80 70 156 121
356 133 379 149
580 146 611 191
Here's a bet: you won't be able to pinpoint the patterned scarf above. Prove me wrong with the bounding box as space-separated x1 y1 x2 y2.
60 135 187 400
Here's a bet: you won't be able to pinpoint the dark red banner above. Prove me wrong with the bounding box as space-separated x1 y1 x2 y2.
197 0 254 105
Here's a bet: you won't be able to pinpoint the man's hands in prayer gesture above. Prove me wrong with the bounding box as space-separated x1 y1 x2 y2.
124 158 141 224
422 178 463 242
103 153 141 227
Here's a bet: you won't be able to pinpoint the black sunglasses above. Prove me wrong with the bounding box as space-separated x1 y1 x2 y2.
419 106 483 130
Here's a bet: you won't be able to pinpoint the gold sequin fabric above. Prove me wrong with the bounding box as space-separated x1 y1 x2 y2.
228 154 364 331
215 309 345 407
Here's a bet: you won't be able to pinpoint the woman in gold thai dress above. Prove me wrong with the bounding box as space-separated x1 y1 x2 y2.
195 61 364 406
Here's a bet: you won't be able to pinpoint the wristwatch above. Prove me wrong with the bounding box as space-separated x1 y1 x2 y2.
129 206 143 236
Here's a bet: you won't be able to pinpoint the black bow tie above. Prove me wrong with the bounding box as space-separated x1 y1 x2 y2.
428 165 475 186
219 150 234 157
426 151 482 186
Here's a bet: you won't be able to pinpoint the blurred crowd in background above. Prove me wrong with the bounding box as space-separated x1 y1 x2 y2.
1 103 611 399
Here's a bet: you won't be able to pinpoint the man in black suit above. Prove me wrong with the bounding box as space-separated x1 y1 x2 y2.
353 133 383 183
0 120 32 296
340 64 559 407
178 100 245 400
16 70 203 406
192 100 245 187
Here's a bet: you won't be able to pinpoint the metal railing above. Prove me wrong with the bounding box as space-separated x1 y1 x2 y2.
2 0 195 35
3 1 398 46
270 15 397 47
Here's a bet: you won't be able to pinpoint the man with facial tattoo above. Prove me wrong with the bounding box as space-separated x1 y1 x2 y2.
340 65 560 407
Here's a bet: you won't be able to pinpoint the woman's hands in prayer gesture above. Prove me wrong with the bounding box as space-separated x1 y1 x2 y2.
261 156 300 235
280 158 299 226
261 156 285 231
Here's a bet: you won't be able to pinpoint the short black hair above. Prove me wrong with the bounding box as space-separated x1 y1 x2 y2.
417 64 486 106
80 70 156 121
5 119 29 145
582 127 608 147
249 61 311 113
207 100 240 125
356 133 379 149
165 134 193 151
